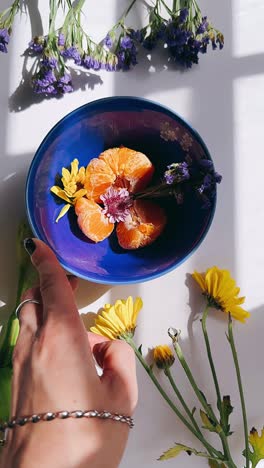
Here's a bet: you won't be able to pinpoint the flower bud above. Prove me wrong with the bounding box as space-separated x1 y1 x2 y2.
153 345 175 369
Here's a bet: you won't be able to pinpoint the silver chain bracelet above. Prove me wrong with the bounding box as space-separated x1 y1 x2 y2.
0 410 134 446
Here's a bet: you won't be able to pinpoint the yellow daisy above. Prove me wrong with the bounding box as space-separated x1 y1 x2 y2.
153 345 175 369
50 158 87 222
192 266 250 323
248 427 264 467
90 296 143 340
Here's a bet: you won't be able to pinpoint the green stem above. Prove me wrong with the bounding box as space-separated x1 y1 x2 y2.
171 338 236 468
123 0 137 18
49 0 60 34
202 306 232 460
127 339 224 462
165 368 221 459
202 306 222 410
228 316 250 468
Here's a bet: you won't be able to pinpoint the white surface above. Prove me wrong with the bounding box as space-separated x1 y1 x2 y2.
0 1 264 467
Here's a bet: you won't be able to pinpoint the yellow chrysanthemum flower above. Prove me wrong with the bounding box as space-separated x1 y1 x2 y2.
153 345 175 369
50 158 87 222
248 427 264 468
192 266 250 323
90 296 143 340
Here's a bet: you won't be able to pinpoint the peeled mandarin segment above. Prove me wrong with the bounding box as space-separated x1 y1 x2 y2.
84 158 115 202
75 197 114 243
99 148 120 175
117 147 154 193
116 200 167 250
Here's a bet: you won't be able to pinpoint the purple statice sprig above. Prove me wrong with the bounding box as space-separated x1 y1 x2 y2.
0 28 10 53
133 157 222 210
32 54 73 95
0 0 20 54
138 0 224 68
116 34 138 70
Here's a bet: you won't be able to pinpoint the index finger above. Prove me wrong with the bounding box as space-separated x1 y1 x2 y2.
24 238 80 324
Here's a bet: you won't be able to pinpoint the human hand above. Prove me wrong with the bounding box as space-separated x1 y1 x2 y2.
0 239 138 468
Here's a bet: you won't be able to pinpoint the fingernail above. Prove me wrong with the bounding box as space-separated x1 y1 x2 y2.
24 238 36 256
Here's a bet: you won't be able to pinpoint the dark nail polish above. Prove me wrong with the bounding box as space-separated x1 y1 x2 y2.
24 238 36 256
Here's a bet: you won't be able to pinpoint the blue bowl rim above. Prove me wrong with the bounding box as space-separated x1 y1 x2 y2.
25 95 217 285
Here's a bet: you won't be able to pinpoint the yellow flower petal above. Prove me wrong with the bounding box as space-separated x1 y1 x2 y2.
73 189 87 200
55 204 71 223
90 296 143 340
62 167 71 182
193 266 249 323
50 186 72 204
90 324 116 340
71 159 79 177
192 271 206 292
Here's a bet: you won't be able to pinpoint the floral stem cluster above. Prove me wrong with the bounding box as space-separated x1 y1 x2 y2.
90 268 263 467
0 0 224 97
0 0 20 53
135 158 222 209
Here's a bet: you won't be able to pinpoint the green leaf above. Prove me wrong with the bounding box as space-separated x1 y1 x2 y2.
0 367 12 423
220 395 234 437
0 220 38 366
56 203 71 223
200 410 222 434
138 344 143 355
191 407 196 416
158 443 208 461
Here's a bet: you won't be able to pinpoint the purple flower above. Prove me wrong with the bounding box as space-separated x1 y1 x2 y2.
164 162 190 184
179 8 189 24
129 29 143 43
120 36 134 50
58 33 65 47
117 36 138 70
197 17 209 34
156 23 166 39
32 61 73 96
199 159 213 169
167 34 201 68
62 46 82 65
42 56 58 68
82 55 93 69
213 172 222 184
143 35 158 50
164 173 175 185
57 73 73 93
165 22 191 47
104 34 113 49
0 28 10 54
104 60 118 71
29 37 44 54
100 187 132 223
92 59 102 70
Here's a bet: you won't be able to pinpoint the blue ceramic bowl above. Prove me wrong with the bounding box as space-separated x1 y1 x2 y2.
26 96 216 285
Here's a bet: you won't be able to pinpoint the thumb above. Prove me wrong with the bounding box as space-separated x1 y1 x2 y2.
91 336 138 414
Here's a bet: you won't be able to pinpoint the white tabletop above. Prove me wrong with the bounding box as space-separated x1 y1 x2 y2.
1 1 264 467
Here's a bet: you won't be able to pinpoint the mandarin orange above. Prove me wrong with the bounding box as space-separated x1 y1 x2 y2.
84 147 154 203
116 200 167 249
75 197 114 243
